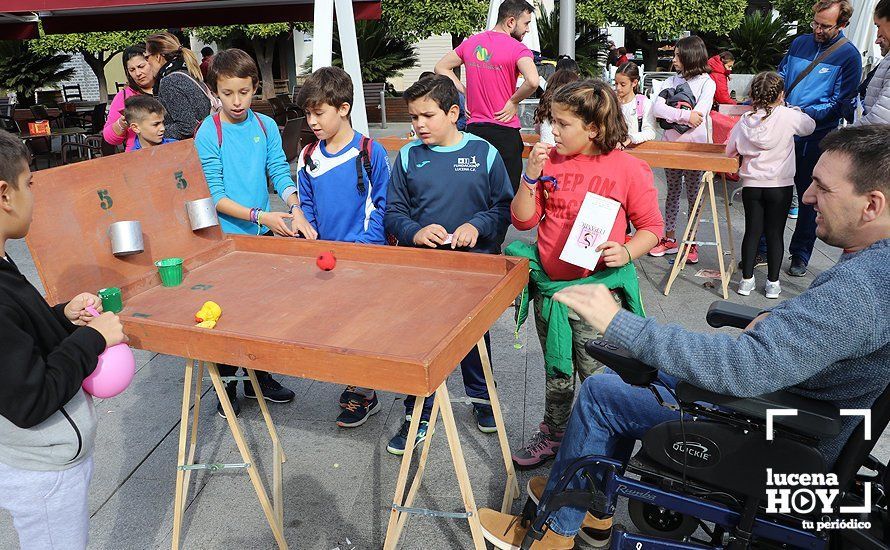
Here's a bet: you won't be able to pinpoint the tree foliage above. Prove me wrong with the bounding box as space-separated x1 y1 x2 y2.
381 0 488 45
0 41 74 107
723 11 795 73
773 0 814 28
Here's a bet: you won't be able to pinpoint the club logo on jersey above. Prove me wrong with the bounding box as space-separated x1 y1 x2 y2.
454 155 480 172
475 46 492 62
416 160 431 168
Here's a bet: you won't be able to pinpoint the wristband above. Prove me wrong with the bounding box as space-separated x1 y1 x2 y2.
288 203 300 215
622 244 632 264
521 173 539 186
255 210 264 235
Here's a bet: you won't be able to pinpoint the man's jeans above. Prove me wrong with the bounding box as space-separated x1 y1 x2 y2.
540 372 682 537
788 139 822 265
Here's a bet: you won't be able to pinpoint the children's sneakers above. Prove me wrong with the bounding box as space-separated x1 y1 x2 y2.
512 422 563 470
339 385 358 408
243 374 295 403
336 392 381 428
765 280 782 299
686 244 699 264
648 238 678 257
386 416 431 456
473 403 497 433
737 277 755 296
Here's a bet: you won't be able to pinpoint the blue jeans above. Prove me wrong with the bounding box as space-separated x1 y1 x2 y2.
541 372 682 537
404 332 491 422
788 139 822 265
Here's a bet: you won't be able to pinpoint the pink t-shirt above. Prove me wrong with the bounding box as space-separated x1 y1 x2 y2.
455 30 532 129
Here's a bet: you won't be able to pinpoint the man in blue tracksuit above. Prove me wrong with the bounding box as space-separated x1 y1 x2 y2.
777 0 861 276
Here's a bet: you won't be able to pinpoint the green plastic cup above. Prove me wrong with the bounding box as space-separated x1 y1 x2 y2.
98 287 123 313
155 258 184 287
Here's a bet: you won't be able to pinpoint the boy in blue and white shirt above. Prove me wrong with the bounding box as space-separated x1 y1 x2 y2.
295 66 390 427
384 75 513 455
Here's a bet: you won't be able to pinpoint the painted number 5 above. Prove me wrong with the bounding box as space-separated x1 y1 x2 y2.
97 189 113 210
175 171 188 190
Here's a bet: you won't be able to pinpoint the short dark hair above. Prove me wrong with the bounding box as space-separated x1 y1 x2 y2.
719 51 735 62
820 126 890 197
876 0 890 20
615 62 642 94
201 46 213 57
813 0 854 27
206 48 259 93
617 47 627 55
296 66 354 113
675 35 711 79
123 95 166 124
418 71 436 80
552 79 627 153
0 129 29 190
535 69 581 124
403 74 459 114
555 55 579 73
497 0 534 23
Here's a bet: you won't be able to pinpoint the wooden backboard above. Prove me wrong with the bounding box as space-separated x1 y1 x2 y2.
26 141 224 304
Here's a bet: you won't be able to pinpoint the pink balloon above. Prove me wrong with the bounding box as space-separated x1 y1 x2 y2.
82 343 136 398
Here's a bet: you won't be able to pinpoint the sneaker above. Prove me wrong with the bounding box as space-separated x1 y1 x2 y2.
512 423 563 470
336 392 381 428
339 385 358 408
216 382 241 419
478 508 575 550
765 279 782 299
686 244 699 264
738 255 767 270
243 373 295 403
788 207 799 219
648 238 678 257
386 416 431 456
787 256 807 277
474 403 497 434
526 476 613 548
737 277 755 296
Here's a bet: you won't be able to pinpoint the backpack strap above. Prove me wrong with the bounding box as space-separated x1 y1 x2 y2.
635 94 645 133
196 110 266 148
300 140 320 177
254 110 267 137
354 136 374 195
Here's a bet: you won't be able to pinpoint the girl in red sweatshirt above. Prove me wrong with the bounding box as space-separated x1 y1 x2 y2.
509 79 663 470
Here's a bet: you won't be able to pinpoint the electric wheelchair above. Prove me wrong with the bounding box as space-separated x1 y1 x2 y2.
521 301 889 549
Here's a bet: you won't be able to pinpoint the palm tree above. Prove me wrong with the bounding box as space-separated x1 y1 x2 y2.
536 4 609 77
0 41 74 107
723 12 795 73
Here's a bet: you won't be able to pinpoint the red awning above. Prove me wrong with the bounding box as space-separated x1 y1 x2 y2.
0 0 380 37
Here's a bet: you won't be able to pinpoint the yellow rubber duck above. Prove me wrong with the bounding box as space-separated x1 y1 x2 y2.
194 301 222 329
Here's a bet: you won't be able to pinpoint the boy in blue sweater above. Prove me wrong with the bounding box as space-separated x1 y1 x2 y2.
384 75 514 455
295 66 390 428
196 49 315 418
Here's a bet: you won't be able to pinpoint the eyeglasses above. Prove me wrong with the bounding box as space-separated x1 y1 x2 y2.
810 20 839 32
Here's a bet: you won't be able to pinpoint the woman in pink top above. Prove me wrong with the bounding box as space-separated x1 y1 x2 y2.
727 71 815 298
103 46 156 151
649 36 716 263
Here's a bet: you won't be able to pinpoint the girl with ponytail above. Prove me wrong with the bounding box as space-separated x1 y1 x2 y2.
144 32 218 139
726 71 816 298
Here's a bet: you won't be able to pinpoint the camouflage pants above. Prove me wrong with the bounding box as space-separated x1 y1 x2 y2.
532 285 625 433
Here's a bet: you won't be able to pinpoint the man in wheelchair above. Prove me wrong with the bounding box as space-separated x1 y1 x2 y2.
479 127 890 549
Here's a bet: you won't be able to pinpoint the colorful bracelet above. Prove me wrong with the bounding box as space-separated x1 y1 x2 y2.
249 208 258 223
521 173 539 186
255 210 264 235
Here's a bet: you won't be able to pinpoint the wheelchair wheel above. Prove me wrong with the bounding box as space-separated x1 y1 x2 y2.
628 499 698 540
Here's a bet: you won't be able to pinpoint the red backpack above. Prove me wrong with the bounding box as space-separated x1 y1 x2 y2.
300 135 375 196
196 109 268 146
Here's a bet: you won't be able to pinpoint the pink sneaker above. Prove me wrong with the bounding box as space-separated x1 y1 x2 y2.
648 238 678 257
512 422 564 470
687 245 699 264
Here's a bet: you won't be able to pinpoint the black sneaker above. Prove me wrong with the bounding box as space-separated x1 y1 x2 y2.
339 385 359 408
244 374 295 403
738 254 767 270
787 256 808 277
473 403 497 433
217 382 241 419
336 393 381 428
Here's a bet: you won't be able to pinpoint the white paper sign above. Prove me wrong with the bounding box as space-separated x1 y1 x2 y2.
559 192 621 271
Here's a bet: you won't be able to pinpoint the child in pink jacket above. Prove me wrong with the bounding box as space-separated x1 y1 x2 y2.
727 71 815 298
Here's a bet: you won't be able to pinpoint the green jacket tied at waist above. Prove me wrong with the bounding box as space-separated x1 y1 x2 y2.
505 240 646 377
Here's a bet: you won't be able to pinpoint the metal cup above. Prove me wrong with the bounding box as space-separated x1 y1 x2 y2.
185 197 219 231
108 221 144 256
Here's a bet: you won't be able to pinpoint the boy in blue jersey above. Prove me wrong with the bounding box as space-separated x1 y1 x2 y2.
196 49 315 418
383 75 514 455
123 96 177 151
295 66 391 428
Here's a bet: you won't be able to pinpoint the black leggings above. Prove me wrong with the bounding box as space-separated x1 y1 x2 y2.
741 186 793 281
466 123 524 193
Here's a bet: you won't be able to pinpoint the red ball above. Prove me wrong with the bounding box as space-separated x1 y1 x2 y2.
316 251 336 271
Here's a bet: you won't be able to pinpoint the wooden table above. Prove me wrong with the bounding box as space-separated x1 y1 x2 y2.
25 141 526 549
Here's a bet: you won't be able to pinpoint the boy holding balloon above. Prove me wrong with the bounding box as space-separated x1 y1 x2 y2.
0 129 126 550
